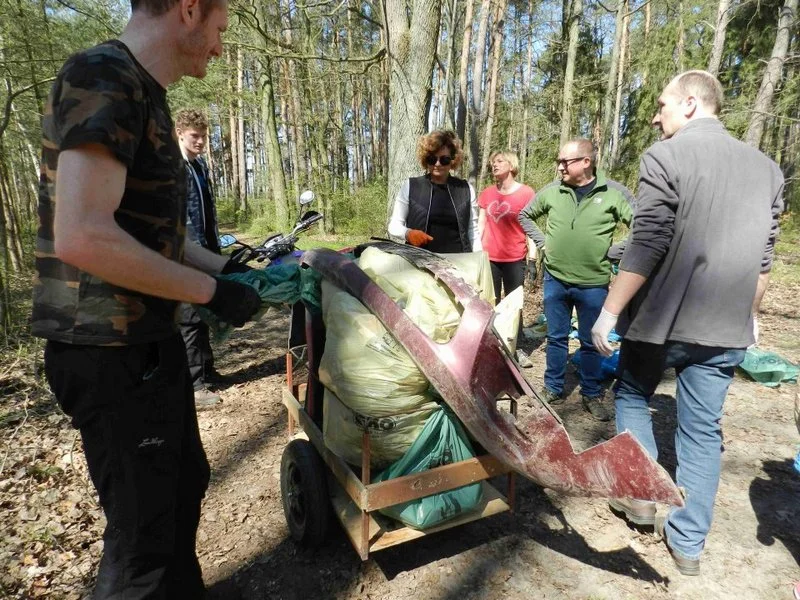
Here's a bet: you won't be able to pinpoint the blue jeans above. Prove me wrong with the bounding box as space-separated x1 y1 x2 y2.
543 269 608 398
613 340 746 561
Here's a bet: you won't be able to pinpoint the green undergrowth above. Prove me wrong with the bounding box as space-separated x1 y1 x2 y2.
772 214 800 284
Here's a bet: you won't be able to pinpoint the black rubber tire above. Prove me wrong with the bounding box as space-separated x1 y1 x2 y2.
280 439 330 547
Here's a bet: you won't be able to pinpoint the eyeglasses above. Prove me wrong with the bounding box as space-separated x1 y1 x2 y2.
426 155 453 166
556 156 587 168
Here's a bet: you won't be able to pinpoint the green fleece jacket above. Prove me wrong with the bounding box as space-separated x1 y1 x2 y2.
518 170 633 286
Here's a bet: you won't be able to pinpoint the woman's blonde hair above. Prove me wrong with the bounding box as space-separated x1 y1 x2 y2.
488 151 520 177
416 130 465 171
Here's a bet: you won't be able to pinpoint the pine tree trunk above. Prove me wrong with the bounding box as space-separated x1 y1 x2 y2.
642 0 651 86
708 0 732 76
260 60 289 230
520 0 535 180
560 0 582 146
469 0 493 183
609 2 629 169
441 0 459 129
227 50 240 207
600 0 625 168
456 0 475 142
236 47 247 213
744 0 798 149
480 0 507 179
676 0 686 70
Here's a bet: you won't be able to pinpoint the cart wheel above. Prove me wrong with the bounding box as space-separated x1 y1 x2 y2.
280 439 329 546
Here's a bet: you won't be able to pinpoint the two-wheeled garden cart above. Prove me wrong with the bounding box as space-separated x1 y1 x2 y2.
278 242 683 561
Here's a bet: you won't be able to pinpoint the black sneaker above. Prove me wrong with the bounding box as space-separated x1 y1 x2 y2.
540 387 565 405
581 394 612 421
194 386 221 410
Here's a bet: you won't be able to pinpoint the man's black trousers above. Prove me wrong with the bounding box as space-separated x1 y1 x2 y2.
45 334 210 599
179 303 214 389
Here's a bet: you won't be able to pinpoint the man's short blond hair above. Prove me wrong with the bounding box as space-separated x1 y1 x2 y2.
671 70 724 115
489 151 520 177
175 109 209 132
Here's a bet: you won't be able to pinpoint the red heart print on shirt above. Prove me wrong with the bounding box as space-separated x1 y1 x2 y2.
488 199 512 223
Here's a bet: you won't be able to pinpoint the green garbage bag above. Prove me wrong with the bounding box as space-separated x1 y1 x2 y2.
738 348 799 387
372 407 483 530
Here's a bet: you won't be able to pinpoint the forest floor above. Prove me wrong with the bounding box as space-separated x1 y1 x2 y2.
2 246 799 600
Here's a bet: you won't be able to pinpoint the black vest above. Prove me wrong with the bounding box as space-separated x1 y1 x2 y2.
406 175 472 252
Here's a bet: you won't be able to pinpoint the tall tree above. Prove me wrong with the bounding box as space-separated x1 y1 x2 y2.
609 0 629 169
519 0 536 181
708 0 733 76
600 0 626 168
559 0 582 146
744 0 798 148
469 0 494 181
384 0 442 215
479 0 508 177
456 0 475 141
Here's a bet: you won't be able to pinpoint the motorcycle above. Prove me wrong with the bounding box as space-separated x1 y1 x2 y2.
219 189 323 266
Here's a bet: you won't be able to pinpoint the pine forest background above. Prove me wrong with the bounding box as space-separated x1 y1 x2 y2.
1 0 799 334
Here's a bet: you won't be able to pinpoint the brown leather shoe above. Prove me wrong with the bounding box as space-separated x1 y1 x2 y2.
655 514 700 576
608 497 656 526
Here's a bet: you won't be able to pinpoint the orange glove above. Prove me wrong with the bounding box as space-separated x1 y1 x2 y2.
406 229 434 247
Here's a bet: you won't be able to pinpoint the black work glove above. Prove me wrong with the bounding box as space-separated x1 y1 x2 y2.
221 257 254 275
204 277 261 327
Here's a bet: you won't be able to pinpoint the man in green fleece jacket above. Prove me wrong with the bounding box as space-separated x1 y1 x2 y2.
518 138 633 420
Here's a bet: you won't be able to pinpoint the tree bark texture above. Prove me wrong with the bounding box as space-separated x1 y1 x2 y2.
479 0 507 181
456 0 475 142
600 0 625 168
559 0 582 146
384 0 442 218
708 0 732 76
744 0 798 149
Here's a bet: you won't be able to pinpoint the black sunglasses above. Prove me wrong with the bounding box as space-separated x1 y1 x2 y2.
426 155 453 166
556 156 587 167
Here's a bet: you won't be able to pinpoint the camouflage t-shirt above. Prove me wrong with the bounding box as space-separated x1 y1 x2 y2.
32 40 186 345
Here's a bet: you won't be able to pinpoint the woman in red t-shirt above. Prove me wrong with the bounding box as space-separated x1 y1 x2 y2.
478 151 536 365
478 151 536 304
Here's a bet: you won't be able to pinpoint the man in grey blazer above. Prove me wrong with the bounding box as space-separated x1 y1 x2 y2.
592 70 784 576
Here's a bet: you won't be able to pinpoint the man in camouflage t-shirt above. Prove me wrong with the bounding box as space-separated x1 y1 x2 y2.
32 1 259 597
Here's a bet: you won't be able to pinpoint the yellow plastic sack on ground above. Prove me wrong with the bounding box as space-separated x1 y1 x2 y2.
323 388 440 468
319 248 510 466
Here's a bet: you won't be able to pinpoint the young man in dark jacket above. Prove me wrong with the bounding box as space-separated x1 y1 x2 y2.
176 109 224 407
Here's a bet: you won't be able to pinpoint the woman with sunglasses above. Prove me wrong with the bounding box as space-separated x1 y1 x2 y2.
388 130 481 254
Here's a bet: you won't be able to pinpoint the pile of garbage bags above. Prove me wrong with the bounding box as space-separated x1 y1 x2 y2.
317 247 520 529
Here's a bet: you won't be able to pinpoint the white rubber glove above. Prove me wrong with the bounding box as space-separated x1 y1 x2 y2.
749 315 759 348
591 308 619 357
